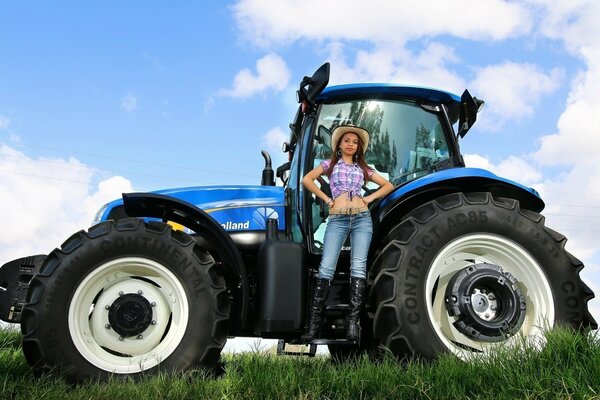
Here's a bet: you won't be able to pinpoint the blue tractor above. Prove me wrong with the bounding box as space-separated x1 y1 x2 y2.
0 63 596 382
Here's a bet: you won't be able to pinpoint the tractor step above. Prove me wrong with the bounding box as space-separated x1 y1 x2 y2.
276 339 318 356
276 338 358 357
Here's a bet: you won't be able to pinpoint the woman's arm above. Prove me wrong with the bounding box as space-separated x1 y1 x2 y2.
362 172 394 205
302 165 334 207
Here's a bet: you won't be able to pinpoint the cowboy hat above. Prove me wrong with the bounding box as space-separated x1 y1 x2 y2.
331 124 370 153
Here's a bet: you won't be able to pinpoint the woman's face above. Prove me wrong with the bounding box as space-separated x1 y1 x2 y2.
340 133 360 157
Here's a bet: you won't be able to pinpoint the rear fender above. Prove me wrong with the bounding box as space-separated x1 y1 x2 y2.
123 192 248 329
371 168 544 245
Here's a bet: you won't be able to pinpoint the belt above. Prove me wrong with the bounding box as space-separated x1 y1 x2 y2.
329 206 369 215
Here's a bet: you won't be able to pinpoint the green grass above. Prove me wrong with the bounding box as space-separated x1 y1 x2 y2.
1 327 599 399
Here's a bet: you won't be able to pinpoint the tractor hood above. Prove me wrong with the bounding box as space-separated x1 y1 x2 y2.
93 185 285 232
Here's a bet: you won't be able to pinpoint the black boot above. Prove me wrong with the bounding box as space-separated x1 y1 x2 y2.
347 277 366 341
302 278 331 340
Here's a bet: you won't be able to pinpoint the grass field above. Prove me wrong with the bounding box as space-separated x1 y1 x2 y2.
1 327 599 399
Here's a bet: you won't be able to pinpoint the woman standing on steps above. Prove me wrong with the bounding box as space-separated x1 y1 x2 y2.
301 124 394 341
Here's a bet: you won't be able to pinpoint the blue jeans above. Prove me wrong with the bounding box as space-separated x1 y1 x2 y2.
318 211 373 280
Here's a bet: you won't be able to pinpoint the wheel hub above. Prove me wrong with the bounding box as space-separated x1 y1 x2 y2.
444 263 526 342
108 293 154 337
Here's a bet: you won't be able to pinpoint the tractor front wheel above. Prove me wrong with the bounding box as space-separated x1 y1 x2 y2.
21 218 230 382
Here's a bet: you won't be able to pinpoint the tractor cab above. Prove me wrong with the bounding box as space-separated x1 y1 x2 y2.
280 63 477 252
302 91 463 252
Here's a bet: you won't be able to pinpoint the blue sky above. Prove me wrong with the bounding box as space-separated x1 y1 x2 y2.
1 1 599 348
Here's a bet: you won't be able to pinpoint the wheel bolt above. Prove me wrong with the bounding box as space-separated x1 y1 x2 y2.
490 305 497 311
105 324 111 329
488 294 495 301
119 291 124 296
137 334 143 340
137 290 143 295
151 302 156 307
151 320 156 325
105 305 110 310
119 336 124 341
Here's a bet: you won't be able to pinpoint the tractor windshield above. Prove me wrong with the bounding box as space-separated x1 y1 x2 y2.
313 99 452 188
307 99 453 250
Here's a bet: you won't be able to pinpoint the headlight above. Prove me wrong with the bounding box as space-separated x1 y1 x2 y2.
92 204 109 225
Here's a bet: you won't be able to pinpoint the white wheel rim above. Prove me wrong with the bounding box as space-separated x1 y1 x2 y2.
68 257 189 374
426 234 554 358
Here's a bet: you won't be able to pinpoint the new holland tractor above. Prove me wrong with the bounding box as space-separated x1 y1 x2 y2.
0 63 596 382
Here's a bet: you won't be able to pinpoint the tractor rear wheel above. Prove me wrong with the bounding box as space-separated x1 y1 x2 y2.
21 218 230 382
370 192 596 359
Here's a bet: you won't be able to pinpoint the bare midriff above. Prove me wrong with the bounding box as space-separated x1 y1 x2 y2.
332 192 367 209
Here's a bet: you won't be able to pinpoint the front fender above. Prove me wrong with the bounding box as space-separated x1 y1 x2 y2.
123 192 248 329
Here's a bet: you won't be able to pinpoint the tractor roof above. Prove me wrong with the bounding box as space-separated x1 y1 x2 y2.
317 83 461 105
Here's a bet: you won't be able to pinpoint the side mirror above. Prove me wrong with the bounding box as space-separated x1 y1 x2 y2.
315 125 331 146
296 62 330 105
276 162 291 185
457 89 485 138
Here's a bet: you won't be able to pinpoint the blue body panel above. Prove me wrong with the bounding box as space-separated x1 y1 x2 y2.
379 167 542 208
97 185 285 232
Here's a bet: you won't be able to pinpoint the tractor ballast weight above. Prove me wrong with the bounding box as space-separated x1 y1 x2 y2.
0 62 596 383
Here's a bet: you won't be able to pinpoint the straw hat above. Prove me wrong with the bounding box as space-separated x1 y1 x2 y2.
331 124 370 153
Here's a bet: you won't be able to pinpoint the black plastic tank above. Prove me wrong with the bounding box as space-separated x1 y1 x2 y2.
258 218 306 334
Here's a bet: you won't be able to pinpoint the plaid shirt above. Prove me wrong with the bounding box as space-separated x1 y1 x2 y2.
321 159 374 200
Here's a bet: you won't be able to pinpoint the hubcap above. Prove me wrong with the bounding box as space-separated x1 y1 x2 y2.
445 263 526 342
108 293 154 337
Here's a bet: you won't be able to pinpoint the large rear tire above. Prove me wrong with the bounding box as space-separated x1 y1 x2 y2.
21 218 230 382
370 192 596 359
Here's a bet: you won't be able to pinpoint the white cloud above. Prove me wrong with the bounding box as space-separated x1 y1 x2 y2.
464 153 542 186
326 42 466 93
232 0 532 47
0 115 9 130
470 62 562 131
219 53 290 98
261 127 288 176
523 2 600 166
466 152 599 258
121 93 138 112
261 126 287 152
534 48 600 166
530 0 600 54
0 143 133 262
